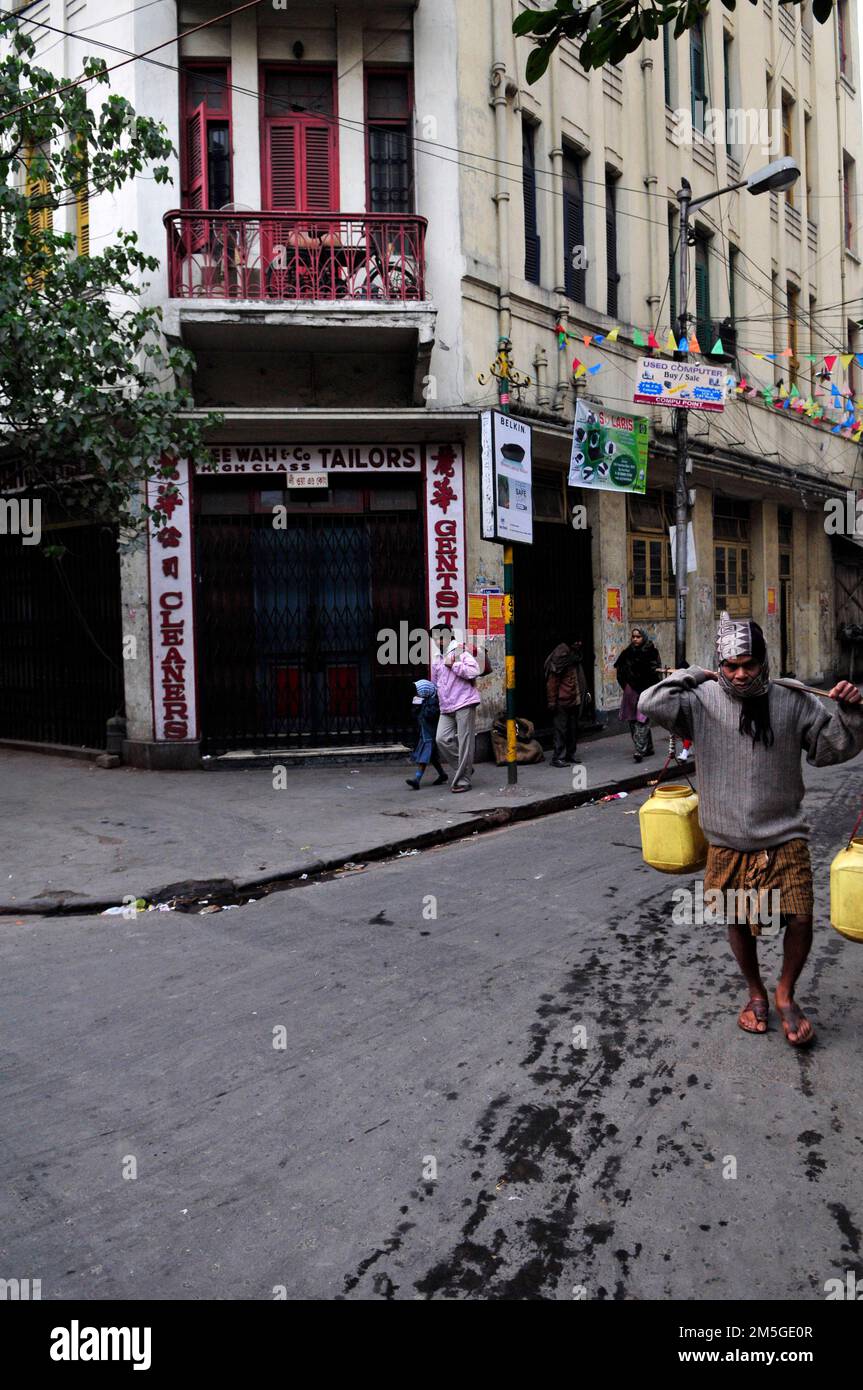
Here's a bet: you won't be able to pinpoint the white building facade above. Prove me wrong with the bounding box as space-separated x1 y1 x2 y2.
3 1 863 764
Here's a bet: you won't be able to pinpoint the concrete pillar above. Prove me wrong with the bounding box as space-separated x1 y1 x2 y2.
588 489 628 712
754 499 781 658
337 12 366 211
118 526 154 747
806 510 833 682
231 8 261 209
791 506 809 679
689 485 715 669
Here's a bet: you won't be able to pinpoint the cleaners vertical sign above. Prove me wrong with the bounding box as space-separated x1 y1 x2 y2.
147 459 198 743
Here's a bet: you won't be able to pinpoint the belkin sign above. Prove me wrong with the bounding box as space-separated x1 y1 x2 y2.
203 444 422 473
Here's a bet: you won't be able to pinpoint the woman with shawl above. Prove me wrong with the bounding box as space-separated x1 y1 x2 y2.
615 626 662 761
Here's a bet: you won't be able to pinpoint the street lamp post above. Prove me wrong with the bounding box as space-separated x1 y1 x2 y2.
672 156 800 670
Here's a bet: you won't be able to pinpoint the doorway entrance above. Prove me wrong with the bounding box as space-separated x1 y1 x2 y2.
195 476 425 750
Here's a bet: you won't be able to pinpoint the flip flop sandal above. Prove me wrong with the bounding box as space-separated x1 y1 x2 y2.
737 997 769 1034
776 1001 816 1048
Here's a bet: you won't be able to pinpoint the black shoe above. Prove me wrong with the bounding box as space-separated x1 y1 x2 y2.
633 754 643 763
567 755 582 764
406 778 420 790
551 758 568 768
432 773 448 785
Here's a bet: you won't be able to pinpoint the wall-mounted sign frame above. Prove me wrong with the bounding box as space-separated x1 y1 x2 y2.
480 410 533 545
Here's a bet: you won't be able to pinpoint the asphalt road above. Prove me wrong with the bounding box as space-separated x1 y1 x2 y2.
2 761 863 1301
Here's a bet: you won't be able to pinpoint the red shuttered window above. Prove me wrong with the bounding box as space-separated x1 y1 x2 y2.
261 68 338 212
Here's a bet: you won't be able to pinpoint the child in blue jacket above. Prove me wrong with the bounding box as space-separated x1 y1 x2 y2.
407 679 448 790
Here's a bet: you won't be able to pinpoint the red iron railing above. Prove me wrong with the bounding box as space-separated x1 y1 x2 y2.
164 210 427 303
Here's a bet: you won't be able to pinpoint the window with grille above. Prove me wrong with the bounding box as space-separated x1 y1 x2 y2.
714 497 750 616
182 65 232 212
522 120 540 284
563 147 585 304
628 489 675 620
366 70 413 215
778 506 793 549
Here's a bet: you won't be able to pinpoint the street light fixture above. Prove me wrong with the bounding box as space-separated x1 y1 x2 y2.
672 157 801 669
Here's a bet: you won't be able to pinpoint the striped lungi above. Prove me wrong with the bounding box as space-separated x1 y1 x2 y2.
703 838 813 937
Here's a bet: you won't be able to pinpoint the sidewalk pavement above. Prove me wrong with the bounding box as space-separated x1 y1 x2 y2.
0 727 682 914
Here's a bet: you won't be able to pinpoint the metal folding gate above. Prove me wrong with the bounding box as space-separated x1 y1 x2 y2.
195 500 426 750
0 524 123 748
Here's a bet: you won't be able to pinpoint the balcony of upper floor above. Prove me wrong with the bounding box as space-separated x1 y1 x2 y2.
162 209 436 404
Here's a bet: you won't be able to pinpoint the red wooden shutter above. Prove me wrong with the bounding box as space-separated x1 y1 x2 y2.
184 102 208 209
267 123 298 209
303 125 333 211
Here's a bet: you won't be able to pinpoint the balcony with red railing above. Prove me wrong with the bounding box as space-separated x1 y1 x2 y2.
164 210 428 304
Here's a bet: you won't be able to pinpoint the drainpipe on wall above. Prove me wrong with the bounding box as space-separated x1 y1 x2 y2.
641 52 660 321
546 45 568 413
834 14 848 326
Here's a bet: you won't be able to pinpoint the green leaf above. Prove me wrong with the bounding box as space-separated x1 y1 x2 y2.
811 0 832 21
525 42 554 84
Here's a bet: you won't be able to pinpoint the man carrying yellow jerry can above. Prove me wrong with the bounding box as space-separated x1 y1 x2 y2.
638 612 863 1048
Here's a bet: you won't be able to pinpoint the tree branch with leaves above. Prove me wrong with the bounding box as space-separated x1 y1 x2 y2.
514 0 836 82
0 17 218 533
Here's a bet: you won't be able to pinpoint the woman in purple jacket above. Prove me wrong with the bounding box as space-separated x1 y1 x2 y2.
432 630 481 793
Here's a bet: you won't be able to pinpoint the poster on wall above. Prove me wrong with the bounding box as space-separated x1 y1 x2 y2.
568 400 649 494
480 410 533 544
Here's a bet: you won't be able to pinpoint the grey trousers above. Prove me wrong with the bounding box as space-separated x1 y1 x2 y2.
437 706 477 788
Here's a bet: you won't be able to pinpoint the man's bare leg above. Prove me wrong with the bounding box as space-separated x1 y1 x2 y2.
727 924 769 1032
775 914 815 1045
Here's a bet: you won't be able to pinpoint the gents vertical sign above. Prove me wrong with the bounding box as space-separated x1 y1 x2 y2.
480 411 533 544
425 443 467 633
147 459 198 743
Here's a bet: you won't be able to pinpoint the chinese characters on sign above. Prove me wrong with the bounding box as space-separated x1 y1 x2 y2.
147 459 198 742
425 443 467 633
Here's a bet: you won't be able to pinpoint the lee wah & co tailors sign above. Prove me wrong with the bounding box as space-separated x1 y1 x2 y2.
147 460 197 743
204 444 422 474
480 410 533 544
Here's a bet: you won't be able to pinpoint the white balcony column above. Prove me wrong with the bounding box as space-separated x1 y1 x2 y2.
337 11 367 211
231 7 261 209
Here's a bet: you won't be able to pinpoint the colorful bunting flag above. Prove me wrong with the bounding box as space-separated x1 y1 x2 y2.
825 355 837 371
841 354 854 370
605 326 620 343
665 330 677 352
710 339 724 356
689 334 701 354
647 331 660 350
588 363 602 375
633 328 646 347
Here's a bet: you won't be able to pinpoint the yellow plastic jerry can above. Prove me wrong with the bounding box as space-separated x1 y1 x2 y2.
829 838 863 942
639 783 708 874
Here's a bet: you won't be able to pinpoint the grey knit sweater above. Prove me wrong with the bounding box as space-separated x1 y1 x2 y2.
638 667 863 850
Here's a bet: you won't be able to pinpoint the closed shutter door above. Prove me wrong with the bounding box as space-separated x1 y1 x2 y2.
183 103 208 209
522 125 540 284
267 124 298 209
303 124 333 211
563 190 585 302
694 244 710 345
605 178 618 318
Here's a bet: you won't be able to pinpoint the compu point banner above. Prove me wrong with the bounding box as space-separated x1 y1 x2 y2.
568 400 649 494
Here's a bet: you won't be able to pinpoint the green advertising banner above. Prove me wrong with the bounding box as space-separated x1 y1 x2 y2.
568 401 649 494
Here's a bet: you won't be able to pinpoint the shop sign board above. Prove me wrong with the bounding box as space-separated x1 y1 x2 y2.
480 411 533 544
